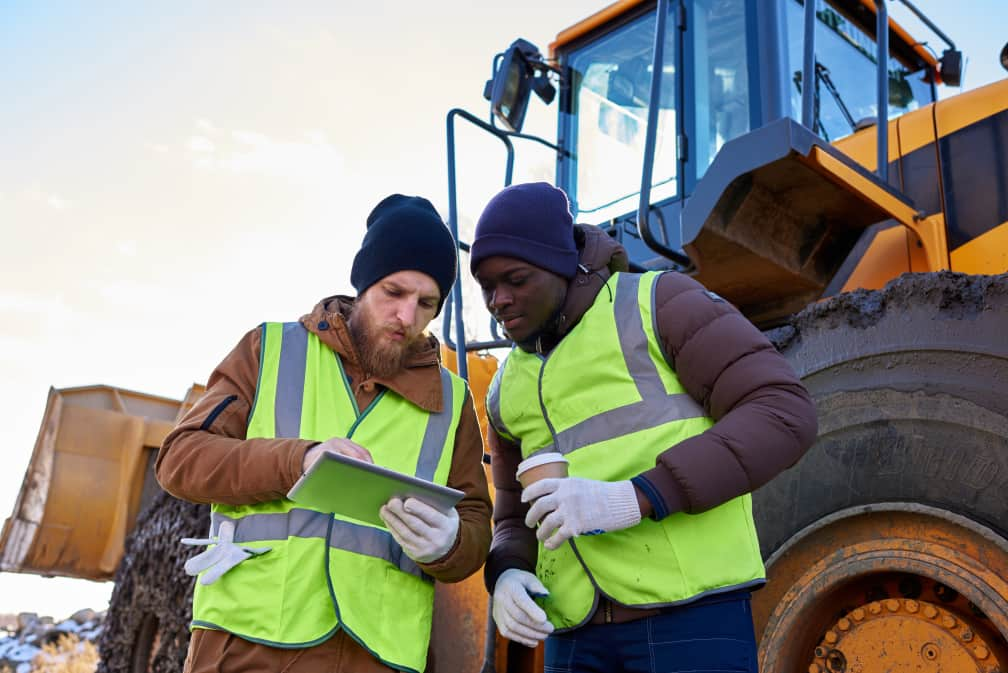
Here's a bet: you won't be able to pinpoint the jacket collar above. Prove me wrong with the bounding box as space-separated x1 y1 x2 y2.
556 225 630 340
299 295 445 413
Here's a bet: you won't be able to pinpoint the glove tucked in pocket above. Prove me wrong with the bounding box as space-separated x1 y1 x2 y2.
181 520 271 585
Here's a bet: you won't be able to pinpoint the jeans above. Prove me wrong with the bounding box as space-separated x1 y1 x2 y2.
543 592 758 673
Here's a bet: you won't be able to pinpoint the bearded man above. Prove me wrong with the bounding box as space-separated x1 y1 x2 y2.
156 194 491 673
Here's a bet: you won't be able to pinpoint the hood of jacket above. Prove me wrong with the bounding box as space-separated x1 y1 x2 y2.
555 224 630 338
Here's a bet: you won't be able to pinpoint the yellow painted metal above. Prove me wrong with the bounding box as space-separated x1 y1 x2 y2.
951 221 1008 274
833 81 1008 187
812 598 1001 673
935 79 1008 137
839 225 911 293
803 146 949 271
548 0 645 58
907 213 950 272
442 346 499 447
893 103 939 156
0 385 196 581
755 506 1008 673
431 347 502 673
831 117 902 173
831 92 938 165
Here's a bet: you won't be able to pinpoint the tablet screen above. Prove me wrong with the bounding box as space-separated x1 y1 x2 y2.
286 450 464 528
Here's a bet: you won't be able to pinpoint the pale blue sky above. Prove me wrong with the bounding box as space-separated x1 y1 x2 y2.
0 1 1004 618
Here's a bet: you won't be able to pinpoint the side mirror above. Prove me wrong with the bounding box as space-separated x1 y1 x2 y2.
939 48 963 87
485 39 555 133
488 44 533 132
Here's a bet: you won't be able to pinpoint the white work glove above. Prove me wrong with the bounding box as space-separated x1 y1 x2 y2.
380 497 460 564
523 478 642 550
492 568 554 648
181 520 271 585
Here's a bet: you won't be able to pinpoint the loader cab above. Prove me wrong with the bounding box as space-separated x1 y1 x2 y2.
545 0 940 269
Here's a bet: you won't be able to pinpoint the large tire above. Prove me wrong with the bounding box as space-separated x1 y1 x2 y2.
96 493 207 673
754 271 1008 672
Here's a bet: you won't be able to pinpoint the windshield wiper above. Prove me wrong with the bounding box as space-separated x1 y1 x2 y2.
815 63 856 132
793 61 857 139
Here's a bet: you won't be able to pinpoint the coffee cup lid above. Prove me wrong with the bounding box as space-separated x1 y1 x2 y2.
516 452 569 478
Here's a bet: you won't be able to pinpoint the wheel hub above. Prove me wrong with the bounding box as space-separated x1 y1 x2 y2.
809 599 999 673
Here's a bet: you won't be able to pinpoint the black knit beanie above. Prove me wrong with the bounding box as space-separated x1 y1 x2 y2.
350 194 457 314
469 182 578 278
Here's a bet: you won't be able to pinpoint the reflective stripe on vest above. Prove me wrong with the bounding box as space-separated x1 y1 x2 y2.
534 272 704 455
209 508 427 579
192 322 465 673
489 273 765 629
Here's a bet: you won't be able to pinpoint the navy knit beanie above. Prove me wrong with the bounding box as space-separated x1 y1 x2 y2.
470 182 578 279
350 194 457 315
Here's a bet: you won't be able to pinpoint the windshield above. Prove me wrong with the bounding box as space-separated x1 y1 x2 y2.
562 10 678 223
785 0 935 142
561 1 752 222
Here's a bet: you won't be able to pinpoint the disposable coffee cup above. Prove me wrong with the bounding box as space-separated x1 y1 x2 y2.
515 452 569 488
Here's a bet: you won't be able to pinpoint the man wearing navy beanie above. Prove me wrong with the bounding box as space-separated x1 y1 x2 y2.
469 181 579 281
352 193 458 316
471 182 816 673
158 193 491 673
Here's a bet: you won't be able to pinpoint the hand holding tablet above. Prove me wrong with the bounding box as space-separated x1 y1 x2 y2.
302 438 373 472
287 449 464 529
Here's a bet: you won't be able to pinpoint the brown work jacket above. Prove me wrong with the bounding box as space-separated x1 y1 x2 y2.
157 296 491 673
483 225 819 619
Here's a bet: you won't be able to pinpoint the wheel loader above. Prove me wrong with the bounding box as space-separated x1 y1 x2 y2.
441 0 1008 671
3 1 1006 672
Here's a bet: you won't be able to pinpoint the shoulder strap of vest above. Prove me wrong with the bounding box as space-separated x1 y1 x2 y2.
414 367 461 481
526 272 706 456
248 321 314 438
485 356 518 444
273 322 311 438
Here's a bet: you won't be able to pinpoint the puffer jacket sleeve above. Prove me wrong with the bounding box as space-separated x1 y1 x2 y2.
631 273 818 518
155 326 316 505
482 429 538 593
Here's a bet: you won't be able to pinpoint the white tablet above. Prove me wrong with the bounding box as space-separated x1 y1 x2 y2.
286 450 464 528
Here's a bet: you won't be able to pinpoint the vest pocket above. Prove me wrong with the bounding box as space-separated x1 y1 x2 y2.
198 536 335 646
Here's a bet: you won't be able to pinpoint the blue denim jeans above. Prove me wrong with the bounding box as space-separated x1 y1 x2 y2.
543 592 758 673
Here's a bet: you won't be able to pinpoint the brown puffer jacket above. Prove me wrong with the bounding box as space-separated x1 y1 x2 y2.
157 296 492 672
484 225 818 593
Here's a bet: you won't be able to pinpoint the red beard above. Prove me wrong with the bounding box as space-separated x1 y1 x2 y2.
348 304 425 379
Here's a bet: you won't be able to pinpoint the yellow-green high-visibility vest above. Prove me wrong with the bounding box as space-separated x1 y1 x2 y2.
487 272 765 630
191 322 467 673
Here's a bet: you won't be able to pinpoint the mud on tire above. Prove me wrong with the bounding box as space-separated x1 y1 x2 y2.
759 271 1008 552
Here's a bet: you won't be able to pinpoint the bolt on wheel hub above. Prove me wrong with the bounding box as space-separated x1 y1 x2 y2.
808 598 999 673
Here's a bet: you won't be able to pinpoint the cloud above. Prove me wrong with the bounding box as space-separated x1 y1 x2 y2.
22 186 72 211
0 290 74 316
184 122 343 186
187 135 216 153
115 240 138 257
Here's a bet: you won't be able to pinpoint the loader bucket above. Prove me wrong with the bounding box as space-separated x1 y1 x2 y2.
0 384 203 581
681 118 923 325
